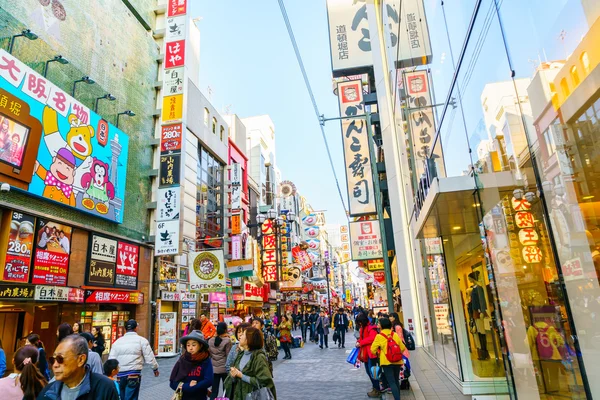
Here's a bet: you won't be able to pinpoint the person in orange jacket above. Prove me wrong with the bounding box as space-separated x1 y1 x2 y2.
200 314 217 340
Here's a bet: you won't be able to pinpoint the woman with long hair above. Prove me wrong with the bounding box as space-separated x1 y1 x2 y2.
389 312 410 358
26 334 50 381
224 327 276 400
56 323 73 344
356 312 381 398
72 322 80 334
91 326 106 357
225 323 250 375
0 345 47 400
277 315 293 359
169 330 213 399
208 322 232 400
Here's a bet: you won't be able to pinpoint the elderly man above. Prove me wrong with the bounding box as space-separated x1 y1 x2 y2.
39 334 118 399
109 319 159 400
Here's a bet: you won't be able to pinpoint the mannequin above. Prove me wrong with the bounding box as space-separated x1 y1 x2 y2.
468 271 490 360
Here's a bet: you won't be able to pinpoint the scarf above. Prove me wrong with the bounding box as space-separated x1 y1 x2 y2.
169 351 210 383
44 172 73 198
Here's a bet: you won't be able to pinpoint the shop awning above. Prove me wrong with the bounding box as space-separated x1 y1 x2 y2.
414 172 517 239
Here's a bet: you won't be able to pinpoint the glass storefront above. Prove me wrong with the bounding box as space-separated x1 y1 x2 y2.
196 146 224 249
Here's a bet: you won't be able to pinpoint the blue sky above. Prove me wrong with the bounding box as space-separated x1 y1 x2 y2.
191 1 348 225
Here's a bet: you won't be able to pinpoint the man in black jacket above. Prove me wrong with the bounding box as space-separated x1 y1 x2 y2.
333 308 349 348
299 310 310 343
39 334 119 400
308 309 319 343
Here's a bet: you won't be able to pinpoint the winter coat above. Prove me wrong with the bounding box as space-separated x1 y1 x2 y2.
371 328 406 366
357 323 378 361
208 336 233 374
38 366 119 400
169 356 213 400
38 347 51 381
315 316 330 336
201 320 217 340
93 333 105 357
277 321 292 343
108 332 158 373
224 350 276 400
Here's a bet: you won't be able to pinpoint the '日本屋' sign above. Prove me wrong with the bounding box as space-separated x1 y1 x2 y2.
337 80 376 216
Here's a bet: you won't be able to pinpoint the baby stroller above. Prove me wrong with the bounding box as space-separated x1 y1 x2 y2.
400 355 411 390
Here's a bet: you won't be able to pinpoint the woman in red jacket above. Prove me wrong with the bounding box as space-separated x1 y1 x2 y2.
355 313 381 398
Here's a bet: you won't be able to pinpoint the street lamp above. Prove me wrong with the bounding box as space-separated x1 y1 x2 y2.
71 76 95 97
116 110 135 128
256 213 267 224
95 93 116 113
8 29 38 54
43 55 68 77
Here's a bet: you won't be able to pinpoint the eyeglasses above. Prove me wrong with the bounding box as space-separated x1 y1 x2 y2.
49 354 66 365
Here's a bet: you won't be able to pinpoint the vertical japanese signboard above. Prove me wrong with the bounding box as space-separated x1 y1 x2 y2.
2 211 35 283
337 80 376 216
261 219 279 282
156 0 189 256
87 234 139 290
32 219 72 286
404 70 445 178
349 220 383 260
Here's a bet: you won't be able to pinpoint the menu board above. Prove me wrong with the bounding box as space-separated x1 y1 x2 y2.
158 312 177 355
87 234 139 289
3 211 35 282
31 219 72 286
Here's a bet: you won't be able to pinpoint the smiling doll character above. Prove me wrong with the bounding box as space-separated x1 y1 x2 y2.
35 147 77 206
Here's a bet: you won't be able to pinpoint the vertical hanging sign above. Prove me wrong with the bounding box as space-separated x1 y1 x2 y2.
336 80 376 216
156 0 189 256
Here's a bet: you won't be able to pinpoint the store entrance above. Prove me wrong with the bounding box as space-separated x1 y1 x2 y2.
0 311 24 375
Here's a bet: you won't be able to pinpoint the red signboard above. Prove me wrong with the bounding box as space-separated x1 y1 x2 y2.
244 281 263 302
167 0 187 16
292 246 312 271
160 124 182 153
3 211 35 283
373 271 386 283
261 219 278 282
31 219 72 286
115 241 139 289
165 40 185 69
84 289 144 305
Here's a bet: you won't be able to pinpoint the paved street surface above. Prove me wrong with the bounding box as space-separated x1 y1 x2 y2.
139 330 471 399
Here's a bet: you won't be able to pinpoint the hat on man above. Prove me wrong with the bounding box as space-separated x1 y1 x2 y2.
180 329 209 348
125 319 138 331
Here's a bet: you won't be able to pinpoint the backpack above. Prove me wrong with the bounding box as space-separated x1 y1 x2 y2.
265 332 279 361
535 326 554 360
381 332 403 363
403 328 415 351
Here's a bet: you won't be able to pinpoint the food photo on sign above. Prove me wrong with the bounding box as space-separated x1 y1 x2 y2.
31 218 73 286
2 211 36 283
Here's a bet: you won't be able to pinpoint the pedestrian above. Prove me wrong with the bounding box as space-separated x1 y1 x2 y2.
57 323 74 344
291 311 298 331
371 318 406 400
199 314 217 340
80 332 103 374
26 334 50 380
315 311 330 349
309 309 318 343
356 312 381 398
0 345 47 400
252 318 277 374
389 312 410 358
299 310 310 343
333 307 349 348
39 334 118 399
72 322 81 335
103 359 120 396
277 315 293 359
208 322 232 400
223 327 276 400
169 330 213 399
91 327 106 358
0 338 5 377
225 323 250 375
108 319 159 400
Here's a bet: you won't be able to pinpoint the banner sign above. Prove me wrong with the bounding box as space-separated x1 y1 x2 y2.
155 220 180 256
337 80 376 216
386 0 432 68
157 187 181 221
168 0 187 17
231 214 241 235
243 281 263 302
280 263 302 292
32 218 72 286
0 283 35 300
231 162 241 210
292 246 313 271
367 259 384 271
160 124 183 154
189 250 226 292
35 285 84 302
425 237 442 254
158 311 177 355
84 289 144 304
86 234 139 290
115 241 139 288
2 211 35 283
161 291 197 301
261 219 279 282
349 220 383 260
231 235 241 260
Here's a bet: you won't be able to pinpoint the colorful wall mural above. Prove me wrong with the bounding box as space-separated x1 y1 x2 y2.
0 49 129 223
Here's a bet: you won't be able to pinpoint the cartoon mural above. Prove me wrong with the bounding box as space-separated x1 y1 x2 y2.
0 49 129 223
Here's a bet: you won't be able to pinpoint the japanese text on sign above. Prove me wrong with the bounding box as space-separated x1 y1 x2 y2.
261 219 279 282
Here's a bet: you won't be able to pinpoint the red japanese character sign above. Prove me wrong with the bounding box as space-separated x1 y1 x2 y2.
165 40 185 69
3 211 35 283
0 50 27 87
522 246 543 263
244 281 262 301
511 196 531 211
292 246 312 271
168 0 187 17
84 289 144 304
32 219 72 286
262 219 278 282
515 211 535 229
115 241 139 289
518 228 539 246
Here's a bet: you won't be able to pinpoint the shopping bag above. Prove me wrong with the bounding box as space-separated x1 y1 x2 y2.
170 383 183 400
346 347 359 365
245 387 275 400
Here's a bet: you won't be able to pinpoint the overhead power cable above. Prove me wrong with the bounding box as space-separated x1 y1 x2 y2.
277 0 350 221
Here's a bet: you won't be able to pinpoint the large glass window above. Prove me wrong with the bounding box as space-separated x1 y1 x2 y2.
196 146 224 249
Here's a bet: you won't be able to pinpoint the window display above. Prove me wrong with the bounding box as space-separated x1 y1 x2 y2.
0 114 30 169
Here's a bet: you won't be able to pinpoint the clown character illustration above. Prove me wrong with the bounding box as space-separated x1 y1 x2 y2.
35 147 77 207
42 106 95 195
80 157 115 214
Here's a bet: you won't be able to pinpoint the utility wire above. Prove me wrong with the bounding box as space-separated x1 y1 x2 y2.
277 0 350 221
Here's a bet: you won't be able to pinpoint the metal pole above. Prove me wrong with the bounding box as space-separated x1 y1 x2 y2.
365 110 394 313
276 221 283 319
325 260 332 316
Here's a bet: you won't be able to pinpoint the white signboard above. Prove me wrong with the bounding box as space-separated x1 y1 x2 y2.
157 187 181 221
158 312 177 356
163 67 184 96
231 163 242 210
231 235 242 260
425 237 443 254
165 16 186 40
385 0 432 68
349 220 383 260
161 291 197 301
231 163 241 185
404 70 445 178
155 220 180 256
337 80 376 216
189 250 226 292
90 235 117 263
243 281 263 302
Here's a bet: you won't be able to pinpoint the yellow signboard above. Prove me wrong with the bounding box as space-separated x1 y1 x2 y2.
367 259 384 271
162 94 183 123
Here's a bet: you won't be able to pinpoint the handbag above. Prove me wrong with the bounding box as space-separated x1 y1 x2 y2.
333 331 339 342
346 347 359 365
245 384 275 400
170 383 183 400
